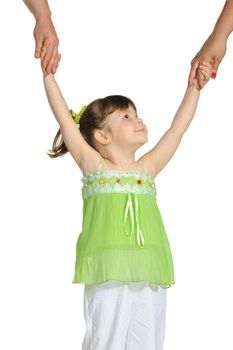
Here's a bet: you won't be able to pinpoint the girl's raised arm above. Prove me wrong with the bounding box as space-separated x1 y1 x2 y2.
42 72 99 169
140 64 212 178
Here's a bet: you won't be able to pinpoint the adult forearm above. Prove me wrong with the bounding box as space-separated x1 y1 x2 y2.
43 74 70 127
22 0 52 21
212 0 233 41
170 85 200 135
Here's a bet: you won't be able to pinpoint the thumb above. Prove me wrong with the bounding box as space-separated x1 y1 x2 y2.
211 57 220 79
34 37 43 58
188 58 199 87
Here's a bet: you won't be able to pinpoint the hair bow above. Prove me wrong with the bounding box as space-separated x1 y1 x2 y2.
70 105 87 124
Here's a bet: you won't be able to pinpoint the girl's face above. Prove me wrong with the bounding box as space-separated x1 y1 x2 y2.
107 105 148 147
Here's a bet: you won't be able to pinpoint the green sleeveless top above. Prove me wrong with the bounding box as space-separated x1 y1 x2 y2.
72 156 175 288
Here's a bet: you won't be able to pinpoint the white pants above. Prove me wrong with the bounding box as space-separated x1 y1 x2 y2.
82 280 167 350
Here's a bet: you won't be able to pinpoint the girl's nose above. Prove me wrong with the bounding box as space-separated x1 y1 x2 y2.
137 118 143 126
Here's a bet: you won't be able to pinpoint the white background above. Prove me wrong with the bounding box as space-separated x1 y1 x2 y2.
1 0 233 349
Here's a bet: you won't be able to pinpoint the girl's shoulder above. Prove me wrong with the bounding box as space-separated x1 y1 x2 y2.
80 153 157 179
137 155 157 179
79 151 102 177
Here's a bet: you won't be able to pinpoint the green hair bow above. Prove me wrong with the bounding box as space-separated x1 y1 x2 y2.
70 105 87 124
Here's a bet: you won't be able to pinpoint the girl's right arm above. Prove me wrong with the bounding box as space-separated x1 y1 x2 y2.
42 71 99 169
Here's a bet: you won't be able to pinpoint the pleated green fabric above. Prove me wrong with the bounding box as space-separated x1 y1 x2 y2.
72 157 175 288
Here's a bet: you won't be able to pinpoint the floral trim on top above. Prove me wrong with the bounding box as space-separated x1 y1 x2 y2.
81 170 156 200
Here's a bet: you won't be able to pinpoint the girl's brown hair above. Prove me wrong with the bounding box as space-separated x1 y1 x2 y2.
46 95 137 158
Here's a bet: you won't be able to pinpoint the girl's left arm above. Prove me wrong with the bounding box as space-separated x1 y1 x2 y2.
141 64 212 178
170 83 200 133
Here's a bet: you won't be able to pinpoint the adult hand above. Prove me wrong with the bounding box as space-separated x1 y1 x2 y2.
33 16 61 74
188 32 227 89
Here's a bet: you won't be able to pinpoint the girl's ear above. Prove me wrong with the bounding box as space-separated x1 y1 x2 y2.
94 129 111 145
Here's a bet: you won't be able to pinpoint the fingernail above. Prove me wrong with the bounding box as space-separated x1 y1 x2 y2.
211 72 217 79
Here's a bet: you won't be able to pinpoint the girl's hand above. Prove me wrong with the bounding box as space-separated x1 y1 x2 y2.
40 54 61 77
41 58 49 77
193 62 213 90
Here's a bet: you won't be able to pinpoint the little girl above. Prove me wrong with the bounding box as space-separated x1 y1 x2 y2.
42 60 212 349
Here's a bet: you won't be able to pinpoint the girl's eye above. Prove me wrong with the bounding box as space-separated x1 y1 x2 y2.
123 114 139 119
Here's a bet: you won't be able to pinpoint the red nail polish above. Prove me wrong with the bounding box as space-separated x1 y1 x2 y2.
211 72 217 79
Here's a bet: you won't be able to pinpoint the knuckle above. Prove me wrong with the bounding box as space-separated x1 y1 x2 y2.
51 36 59 45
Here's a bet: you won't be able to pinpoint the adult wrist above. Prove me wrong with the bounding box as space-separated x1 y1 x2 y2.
35 9 52 22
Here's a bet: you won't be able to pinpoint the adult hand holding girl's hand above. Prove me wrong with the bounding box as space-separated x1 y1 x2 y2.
40 53 61 78
34 16 61 74
192 62 213 90
188 33 227 89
